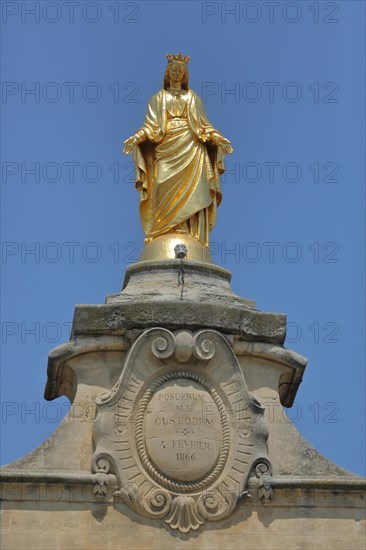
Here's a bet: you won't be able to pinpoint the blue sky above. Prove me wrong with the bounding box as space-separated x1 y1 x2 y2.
1 1 365 476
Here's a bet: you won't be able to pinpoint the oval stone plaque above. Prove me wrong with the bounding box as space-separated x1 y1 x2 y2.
143 378 222 482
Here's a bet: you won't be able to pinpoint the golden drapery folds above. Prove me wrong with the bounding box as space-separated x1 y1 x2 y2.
132 89 228 247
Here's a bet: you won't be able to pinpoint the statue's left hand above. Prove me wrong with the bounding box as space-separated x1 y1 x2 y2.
219 137 233 155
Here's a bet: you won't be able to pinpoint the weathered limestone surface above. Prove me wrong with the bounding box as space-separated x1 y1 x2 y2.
73 261 286 345
1 261 365 549
1 498 365 550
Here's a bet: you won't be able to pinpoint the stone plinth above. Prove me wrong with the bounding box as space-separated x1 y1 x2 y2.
1 260 365 547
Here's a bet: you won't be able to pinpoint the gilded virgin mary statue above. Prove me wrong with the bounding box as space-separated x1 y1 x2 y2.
123 53 233 260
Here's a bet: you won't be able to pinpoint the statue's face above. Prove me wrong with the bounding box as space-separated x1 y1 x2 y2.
169 62 185 82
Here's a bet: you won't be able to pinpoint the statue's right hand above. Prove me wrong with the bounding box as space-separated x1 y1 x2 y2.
123 135 138 155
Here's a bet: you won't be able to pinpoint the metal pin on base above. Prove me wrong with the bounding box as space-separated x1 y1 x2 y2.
174 243 188 300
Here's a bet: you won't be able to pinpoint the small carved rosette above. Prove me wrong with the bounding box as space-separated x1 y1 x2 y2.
92 328 271 533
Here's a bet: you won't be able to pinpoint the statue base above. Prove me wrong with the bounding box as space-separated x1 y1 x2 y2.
1 257 364 546
139 233 212 263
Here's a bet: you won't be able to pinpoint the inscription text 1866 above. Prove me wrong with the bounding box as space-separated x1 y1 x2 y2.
144 379 222 482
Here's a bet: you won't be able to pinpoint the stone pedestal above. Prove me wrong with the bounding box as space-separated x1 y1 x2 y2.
1 260 365 548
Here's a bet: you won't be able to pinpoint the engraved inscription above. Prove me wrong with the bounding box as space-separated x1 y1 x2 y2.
144 379 222 481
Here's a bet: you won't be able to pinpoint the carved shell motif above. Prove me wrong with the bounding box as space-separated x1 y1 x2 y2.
165 496 204 533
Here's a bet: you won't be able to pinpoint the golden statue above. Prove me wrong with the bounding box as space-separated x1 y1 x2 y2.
123 53 233 261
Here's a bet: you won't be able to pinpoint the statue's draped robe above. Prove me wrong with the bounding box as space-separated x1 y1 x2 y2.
132 89 225 246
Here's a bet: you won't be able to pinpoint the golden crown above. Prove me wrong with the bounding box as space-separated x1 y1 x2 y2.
166 53 191 64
